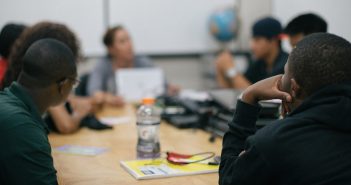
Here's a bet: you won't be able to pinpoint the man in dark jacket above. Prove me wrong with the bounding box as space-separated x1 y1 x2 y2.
219 33 351 185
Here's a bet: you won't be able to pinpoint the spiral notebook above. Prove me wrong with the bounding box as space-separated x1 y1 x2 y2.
120 158 218 180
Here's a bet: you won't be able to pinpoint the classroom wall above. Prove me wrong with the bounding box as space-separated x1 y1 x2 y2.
2 0 350 57
0 0 271 57
3 0 351 90
238 0 272 50
108 0 237 55
0 0 105 56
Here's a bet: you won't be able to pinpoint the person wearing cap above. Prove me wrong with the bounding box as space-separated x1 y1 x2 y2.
284 13 328 47
215 17 289 89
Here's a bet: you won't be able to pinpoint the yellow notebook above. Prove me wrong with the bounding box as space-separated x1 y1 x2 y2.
120 158 219 180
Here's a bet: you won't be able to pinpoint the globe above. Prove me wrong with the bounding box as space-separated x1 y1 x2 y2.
209 8 239 43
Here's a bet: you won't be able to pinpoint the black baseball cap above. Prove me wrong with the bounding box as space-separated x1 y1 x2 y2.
252 17 283 39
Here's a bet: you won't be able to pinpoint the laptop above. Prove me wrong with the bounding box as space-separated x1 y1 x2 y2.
207 89 281 136
208 89 243 111
209 89 281 114
115 68 165 102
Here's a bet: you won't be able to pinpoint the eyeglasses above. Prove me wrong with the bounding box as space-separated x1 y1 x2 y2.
57 77 81 89
67 77 81 89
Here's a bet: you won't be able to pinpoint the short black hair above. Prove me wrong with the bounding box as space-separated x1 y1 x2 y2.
18 38 76 88
0 23 26 58
289 33 351 96
284 13 327 36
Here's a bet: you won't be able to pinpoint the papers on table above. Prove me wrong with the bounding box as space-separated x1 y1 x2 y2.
99 116 132 126
179 89 211 102
54 145 108 156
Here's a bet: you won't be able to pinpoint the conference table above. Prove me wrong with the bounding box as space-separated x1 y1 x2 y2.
49 104 223 185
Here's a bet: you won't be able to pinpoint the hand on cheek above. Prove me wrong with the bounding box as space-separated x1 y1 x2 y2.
242 75 292 105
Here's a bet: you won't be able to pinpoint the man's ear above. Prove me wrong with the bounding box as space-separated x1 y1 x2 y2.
57 81 65 96
43 84 59 104
290 78 302 99
44 84 62 107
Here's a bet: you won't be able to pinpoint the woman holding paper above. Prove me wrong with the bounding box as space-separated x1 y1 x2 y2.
86 25 179 106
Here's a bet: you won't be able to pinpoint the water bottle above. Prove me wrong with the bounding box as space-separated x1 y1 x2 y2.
136 98 161 159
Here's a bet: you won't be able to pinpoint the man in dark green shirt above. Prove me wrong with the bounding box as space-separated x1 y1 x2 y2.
0 38 78 184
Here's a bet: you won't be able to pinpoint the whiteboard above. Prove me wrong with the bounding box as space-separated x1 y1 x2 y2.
0 0 240 56
0 0 105 56
108 0 237 55
272 0 351 42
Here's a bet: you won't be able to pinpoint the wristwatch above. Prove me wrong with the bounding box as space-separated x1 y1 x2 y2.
225 67 239 79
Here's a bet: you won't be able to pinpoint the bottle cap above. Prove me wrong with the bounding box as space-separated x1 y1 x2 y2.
142 97 155 105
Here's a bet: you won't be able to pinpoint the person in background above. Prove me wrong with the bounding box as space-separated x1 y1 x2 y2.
2 22 104 134
87 25 179 106
0 38 77 184
219 33 351 185
0 23 26 87
284 13 327 47
216 17 288 89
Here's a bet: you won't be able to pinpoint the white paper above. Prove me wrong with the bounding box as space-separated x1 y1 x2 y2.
115 68 165 102
99 116 132 126
179 89 211 102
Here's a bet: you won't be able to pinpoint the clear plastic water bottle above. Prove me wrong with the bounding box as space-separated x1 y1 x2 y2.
136 98 161 159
